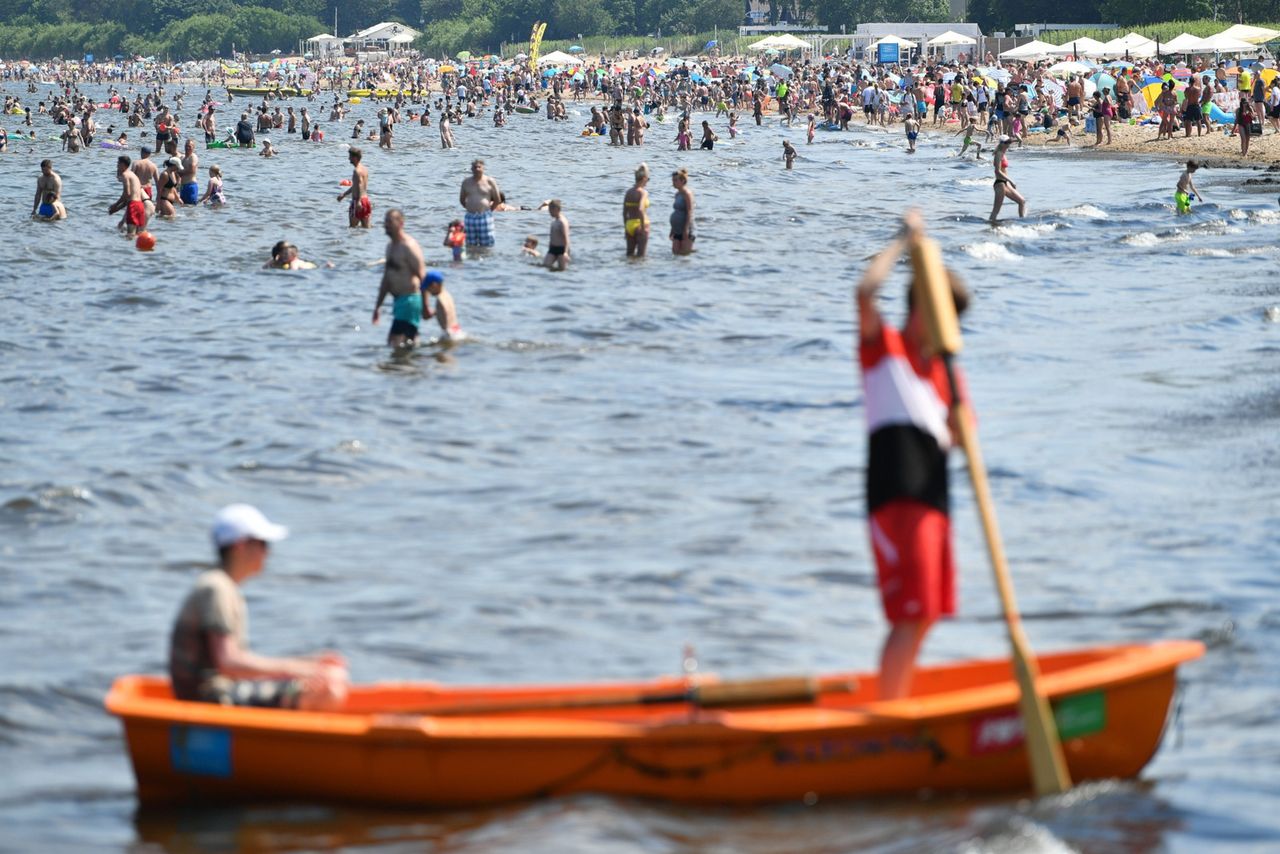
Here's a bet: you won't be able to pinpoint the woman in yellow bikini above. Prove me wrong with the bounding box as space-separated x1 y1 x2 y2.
623 163 651 258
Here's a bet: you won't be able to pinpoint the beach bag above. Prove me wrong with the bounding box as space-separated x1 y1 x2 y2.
1250 120 1263 135
1084 115 1096 133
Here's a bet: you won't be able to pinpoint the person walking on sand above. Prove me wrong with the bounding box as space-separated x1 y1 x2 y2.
1235 98 1255 157
337 147 371 228
855 210 972 700
623 163 651 258
989 136 1026 224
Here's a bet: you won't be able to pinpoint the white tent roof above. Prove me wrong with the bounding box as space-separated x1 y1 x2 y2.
537 50 582 66
999 39 1058 60
350 22 419 42
871 35 917 48
1046 37 1106 56
1200 33 1263 54
927 30 976 47
387 32 416 44
768 33 813 50
1096 32 1157 57
309 33 340 41
1215 24 1280 44
1162 33 1212 53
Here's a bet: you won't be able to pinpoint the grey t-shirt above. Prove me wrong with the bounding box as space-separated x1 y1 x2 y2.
169 569 247 700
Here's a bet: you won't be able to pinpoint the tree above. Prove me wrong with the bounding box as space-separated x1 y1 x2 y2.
550 0 615 38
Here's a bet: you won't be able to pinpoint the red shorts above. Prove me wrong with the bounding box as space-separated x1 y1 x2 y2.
351 196 372 221
126 199 147 228
142 184 153 199
869 500 955 623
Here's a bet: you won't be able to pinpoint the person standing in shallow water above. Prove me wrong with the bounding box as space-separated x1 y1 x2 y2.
623 163 651 258
988 137 1026 224
337 147 371 228
670 169 695 255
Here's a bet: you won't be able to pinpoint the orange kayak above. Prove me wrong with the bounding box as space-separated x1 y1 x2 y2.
105 640 1202 807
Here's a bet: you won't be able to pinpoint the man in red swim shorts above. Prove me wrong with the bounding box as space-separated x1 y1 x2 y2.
855 211 971 700
337 146 372 228
107 155 148 235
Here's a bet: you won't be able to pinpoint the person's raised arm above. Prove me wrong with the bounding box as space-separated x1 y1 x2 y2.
856 212 921 342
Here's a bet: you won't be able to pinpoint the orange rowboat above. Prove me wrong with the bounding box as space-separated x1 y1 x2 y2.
105 640 1202 807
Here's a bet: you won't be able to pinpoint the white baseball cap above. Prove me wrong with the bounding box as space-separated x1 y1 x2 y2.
211 504 288 547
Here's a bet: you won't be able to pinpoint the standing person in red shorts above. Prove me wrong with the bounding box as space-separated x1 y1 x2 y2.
108 155 147 235
855 211 971 700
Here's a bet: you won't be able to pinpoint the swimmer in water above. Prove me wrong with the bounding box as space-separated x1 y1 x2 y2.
1175 161 1203 214
264 241 316 270
34 190 67 220
372 209 451 347
32 159 62 218
108 155 147 235
522 236 540 258
543 199 570 272
198 164 225 206
782 139 797 170
337 147 371 228
259 139 275 157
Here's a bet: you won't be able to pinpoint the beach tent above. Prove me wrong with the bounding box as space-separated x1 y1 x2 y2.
871 35 917 48
1046 37 1106 56
1214 24 1280 45
999 40 1058 60
1098 32 1157 58
1162 33 1213 53
1199 33 1263 54
764 33 813 51
537 50 582 66
927 31 977 47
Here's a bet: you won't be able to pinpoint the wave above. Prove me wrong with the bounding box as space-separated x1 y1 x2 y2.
962 242 1022 261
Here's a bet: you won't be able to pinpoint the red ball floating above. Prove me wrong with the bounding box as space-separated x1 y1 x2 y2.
135 232 156 252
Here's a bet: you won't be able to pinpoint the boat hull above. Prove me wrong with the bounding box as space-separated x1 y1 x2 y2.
106 641 1201 807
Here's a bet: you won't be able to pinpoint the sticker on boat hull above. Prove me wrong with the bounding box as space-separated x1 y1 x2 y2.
170 726 232 777
970 691 1107 755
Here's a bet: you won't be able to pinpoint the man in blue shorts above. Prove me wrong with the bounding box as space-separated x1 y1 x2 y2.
168 504 348 709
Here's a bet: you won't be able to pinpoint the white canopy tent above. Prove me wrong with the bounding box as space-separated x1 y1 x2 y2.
871 35 917 48
1161 33 1212 53
1045 37 1106 56
1214 24 1280 44
1199 33 1264 54
999 39 1058 60
927 30 976 47
1098 32 1157 58
537 50 582 66
748 34 812 51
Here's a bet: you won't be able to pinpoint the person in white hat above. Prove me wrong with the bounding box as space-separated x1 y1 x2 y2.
167 504 348 710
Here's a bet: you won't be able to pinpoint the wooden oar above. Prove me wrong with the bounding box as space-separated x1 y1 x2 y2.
394 675 857 717
908 224 1072 797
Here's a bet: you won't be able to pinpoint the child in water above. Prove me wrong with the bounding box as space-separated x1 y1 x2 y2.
782 139 797 170
444 220 466 261
904 115 920 153
1175 161 1203 213
728 112 738 139
199 165 225 206
522 236 540 258
34 191 66 220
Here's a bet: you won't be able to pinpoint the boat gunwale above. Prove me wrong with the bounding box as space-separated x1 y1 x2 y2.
104 640 1204 743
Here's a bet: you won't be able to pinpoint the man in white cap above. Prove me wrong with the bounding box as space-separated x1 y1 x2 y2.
168 504 348 709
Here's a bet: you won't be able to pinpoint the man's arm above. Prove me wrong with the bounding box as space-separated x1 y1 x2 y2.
208 632 342 681
855 233 909 343
487 179 502 210
32 181 41 214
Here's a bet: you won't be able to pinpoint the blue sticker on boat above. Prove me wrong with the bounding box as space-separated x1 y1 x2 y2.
170 726 232 778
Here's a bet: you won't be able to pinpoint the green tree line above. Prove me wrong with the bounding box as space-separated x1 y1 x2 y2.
966 0 1280 32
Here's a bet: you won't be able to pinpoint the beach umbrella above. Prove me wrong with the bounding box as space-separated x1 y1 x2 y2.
457 51 472 60
927 30 977 47
1170 68 1192 79
1104 60 1134 69
514 52 528 60
1090 72 1117 91
1262 68 1278 86
770 63 793 78
438 64 456 73
1048 60 1094 76
705 40 718 50
981 66 1011 83
1038 79 1066 101
541 68 557 77
568 45 584 53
